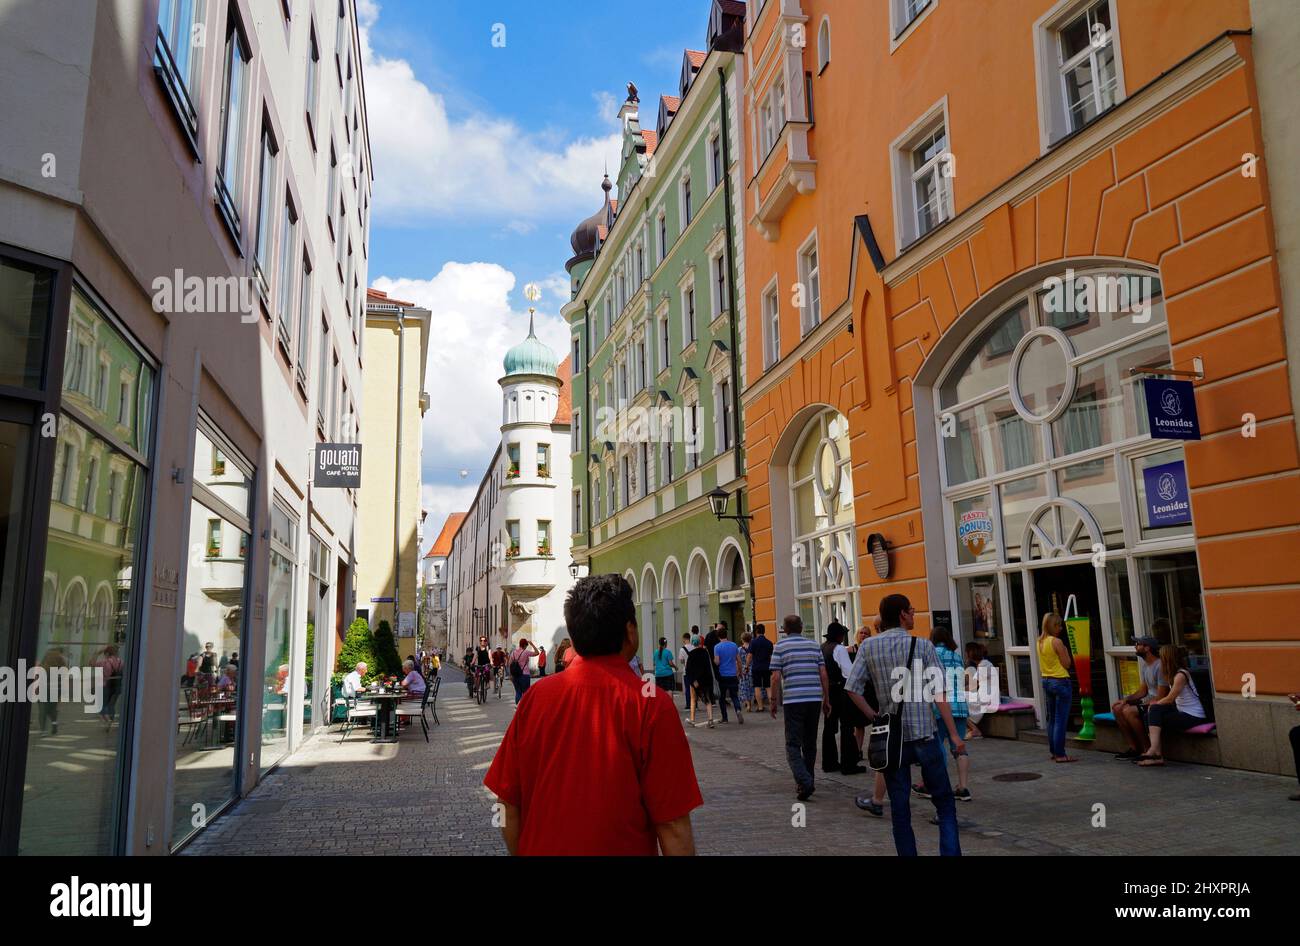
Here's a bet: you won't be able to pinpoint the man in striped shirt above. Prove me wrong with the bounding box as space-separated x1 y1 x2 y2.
770 614 830 800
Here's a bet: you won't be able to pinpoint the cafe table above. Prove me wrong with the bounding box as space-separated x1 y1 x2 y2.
357 688 407 743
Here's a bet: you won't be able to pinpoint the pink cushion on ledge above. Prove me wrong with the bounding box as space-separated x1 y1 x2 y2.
999 701 1036 712
1185 722 1216 735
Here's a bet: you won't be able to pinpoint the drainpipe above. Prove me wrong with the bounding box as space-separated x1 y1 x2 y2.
582 300 592 559
393 309 404 642
718 63 755 628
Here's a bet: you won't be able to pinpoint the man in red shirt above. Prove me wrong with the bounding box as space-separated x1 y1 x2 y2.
484 574 702 855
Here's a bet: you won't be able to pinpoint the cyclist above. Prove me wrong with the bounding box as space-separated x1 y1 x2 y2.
491 646 508 695
472 636 493 700
463 645 476 695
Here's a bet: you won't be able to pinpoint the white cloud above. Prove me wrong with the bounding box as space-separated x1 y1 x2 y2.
372 261 570 520
359 3 619 224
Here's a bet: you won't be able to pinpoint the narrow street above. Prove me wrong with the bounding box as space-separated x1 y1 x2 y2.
184 668 1300 857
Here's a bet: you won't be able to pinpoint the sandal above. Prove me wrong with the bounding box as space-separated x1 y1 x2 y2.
1137 755 1165 767
1053 755 1079 763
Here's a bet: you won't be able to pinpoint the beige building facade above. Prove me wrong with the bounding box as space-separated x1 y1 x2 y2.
357 289 430 660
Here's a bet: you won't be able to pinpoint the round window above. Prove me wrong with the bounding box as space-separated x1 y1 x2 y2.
1009 326 1077 423
815 436 841 503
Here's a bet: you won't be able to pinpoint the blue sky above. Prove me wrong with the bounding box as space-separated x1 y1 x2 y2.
358 0 709 542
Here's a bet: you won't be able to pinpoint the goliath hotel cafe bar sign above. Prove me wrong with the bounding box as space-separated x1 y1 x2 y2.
314 443 362 488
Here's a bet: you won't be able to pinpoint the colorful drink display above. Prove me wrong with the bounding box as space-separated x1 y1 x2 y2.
1064 594 1095 741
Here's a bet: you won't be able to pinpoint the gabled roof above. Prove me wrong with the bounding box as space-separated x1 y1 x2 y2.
367 287 416 308
426 513 467 558
685 49 707 69
555 355 572 425
642 128 659 157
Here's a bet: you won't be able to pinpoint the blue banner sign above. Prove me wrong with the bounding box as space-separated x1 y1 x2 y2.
1142 378 1200 440
1143 460 1192 528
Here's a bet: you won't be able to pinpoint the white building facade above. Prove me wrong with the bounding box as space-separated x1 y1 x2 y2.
447 325 575 663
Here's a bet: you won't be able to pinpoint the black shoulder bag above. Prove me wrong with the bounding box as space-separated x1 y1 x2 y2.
867 637 916 773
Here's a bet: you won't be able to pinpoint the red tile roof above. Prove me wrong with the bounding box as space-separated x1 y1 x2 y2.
685 50 707 69
425 513 467 558
642 129 659 156
367 287 416 307
555 355 573 425
662 95 680 112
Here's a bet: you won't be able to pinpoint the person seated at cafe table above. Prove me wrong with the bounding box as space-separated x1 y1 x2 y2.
343 661 367 698
401 659 426 703
217 664 237 693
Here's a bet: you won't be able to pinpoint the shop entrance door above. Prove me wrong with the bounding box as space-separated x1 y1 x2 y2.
1029 562 1105 733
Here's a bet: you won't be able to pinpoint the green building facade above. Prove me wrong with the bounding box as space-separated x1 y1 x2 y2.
562 2 752 669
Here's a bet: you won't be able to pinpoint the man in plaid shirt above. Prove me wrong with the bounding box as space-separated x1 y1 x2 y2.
846 593 965 856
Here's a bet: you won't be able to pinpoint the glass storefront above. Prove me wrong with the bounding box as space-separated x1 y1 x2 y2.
306 533 330 735
171 424 252 850
934 267 1208 711
261 501 296 772
19 285 154 855
789 409 859 636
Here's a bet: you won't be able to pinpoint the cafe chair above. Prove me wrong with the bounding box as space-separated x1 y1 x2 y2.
426 676 440 726
339 692 377 743
178 687 205 746
395 683 433 742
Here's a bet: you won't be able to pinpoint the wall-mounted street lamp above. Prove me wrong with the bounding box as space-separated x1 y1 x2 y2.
707 486 757 630
568 560 580 580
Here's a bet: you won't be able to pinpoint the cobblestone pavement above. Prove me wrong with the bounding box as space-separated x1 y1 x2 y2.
184 669 1299 856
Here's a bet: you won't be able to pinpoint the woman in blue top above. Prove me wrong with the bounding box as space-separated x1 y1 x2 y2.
914 624 973 803
653 637 677 695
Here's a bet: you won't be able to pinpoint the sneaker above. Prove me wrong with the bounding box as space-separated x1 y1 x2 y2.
911 782 931 799
1114 749 1142 760
855 794 883 817
707 719 715 729
954 788 973 802
737 710 744 725
796 785 815 801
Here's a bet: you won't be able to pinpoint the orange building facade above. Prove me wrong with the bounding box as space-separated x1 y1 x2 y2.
740 0 1299 774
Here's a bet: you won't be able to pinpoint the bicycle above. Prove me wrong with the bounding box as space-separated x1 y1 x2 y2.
493 665 505 699
475 666 491 705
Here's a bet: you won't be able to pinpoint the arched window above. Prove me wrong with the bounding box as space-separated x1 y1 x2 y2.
789 409 857 636
817 17 831 73
932 266 1204 707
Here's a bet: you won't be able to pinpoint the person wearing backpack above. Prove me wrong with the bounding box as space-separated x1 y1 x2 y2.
845 594 964 856
1137 645 1206 767
510 639 539 704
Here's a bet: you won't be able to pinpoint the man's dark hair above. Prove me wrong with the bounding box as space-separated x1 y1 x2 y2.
690 625 699 635
782 614 803 635
717 621 727 633
564 574 636 657
754 623 766 636
718 627 729 640
826 622 847 644
880 594 912 630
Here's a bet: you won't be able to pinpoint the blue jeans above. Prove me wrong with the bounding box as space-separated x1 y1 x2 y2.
512 672 531 704
882 737 961 856
1043 677 1073 757
718 676 741 720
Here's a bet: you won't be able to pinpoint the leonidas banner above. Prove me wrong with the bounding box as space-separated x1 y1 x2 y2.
315 443 361 488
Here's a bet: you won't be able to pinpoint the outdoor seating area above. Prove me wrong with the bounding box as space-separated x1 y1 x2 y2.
177 685 239 750
336 673 440 744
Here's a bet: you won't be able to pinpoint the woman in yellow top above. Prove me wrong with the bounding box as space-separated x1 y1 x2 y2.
1038 613 1077 763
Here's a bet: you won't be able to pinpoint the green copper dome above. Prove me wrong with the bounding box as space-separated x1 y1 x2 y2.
502 314 559 378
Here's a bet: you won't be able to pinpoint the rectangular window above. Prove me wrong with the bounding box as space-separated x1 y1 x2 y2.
799 237 821 334
762 284 780 369
207 517 222 558
759 77 785 158
507 443 520 477
537 521 551 556
276 198 297 347
253 124 279 295
686 403 699 471
154 0 203 136
683 287 696 346
572 336 581 370
658 213 667 262
117 380 131 425
664 417 675 484
315 319 329 432
713 254 728 318
327 144 338 238
573 409 581 444
910 121 951 239
305 23 320 142
608 469 617 514
507 520 520 557
82 457 98 513
659 314 670 373
1059 0 1118 133
296 254 312 384
95 362 108 411
216 12 250 236
720 378 733 450
637 339 647 391
572 490 582 535
537 444 550 479
709 135 723 190
640 441 650 496
681 176 693 227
